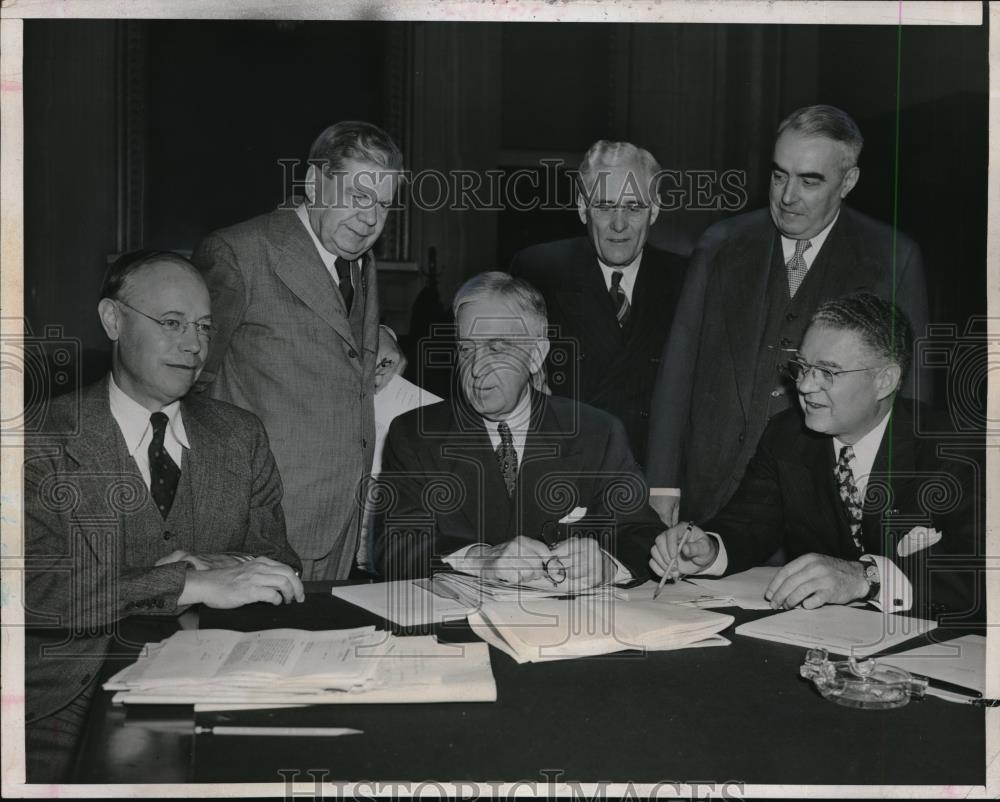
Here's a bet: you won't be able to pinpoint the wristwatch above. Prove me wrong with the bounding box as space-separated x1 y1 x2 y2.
859 557 880 603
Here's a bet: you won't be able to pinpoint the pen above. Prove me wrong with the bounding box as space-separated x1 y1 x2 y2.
195 726 363 737
653 521 694 600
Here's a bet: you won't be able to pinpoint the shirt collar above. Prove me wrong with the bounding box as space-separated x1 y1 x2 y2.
833 407 892 475
780 209 840 261
295 201 339 271
597 250 643 278
108 375 189 456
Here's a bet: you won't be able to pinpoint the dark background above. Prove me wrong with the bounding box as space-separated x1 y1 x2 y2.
22 19 988 399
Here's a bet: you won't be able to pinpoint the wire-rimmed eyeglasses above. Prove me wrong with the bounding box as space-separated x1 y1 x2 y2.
784 357 880 389
116 299 215 339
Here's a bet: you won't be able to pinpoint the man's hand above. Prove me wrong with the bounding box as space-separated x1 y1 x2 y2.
177 557 305 609
546 537 614 592
649 494 680 527
375 326 407 392
155 550 246 571
765 553 868 610
649 523 718 581
476 536 551 585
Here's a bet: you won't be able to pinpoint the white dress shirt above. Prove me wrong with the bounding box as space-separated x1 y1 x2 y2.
108 376 188 489
779 210 839 271
699 409 913 611
598 252 643 304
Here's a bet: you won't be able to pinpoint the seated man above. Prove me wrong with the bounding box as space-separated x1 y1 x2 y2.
650 294 982 622
24 251 303 783
374 272 665 590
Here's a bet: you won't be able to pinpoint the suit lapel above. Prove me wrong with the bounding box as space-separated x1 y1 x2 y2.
801 430 858 557
861 404 917 554
267 207 358 348
554 242 623 364
813 210 872 298
721 226 775 413
179 399 234 551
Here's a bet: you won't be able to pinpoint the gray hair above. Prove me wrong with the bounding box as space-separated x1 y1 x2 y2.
776 104 864 170
308 120 404 174
576 140 661 201
811 293 913 380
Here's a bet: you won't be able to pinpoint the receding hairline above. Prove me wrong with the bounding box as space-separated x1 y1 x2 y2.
115 256 206 301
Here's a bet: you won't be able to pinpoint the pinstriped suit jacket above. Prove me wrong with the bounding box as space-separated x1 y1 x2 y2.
192 207 380 568
24 376 300 721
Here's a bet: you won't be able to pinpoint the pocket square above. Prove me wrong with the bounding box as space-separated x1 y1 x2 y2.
559 506 588 524
897 526 942 558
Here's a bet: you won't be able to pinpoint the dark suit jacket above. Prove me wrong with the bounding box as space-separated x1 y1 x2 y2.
646 206 930 520
373 392 664 581
706 400 983 623
23 377 300 721
192 206 380 569
510 238 687 466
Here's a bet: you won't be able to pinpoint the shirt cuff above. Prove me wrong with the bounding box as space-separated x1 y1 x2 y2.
379 324 398 341
699 532 729 576
649 487 681 497
862 554 912 613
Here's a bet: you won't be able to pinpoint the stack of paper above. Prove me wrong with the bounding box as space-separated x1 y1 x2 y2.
468 597 733 663
105 628 497 705
882 634 986 703
424 572 613 607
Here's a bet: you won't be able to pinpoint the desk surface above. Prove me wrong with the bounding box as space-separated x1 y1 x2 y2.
73 583 985 786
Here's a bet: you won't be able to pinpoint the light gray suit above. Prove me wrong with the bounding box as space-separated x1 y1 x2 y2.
192 206 380 576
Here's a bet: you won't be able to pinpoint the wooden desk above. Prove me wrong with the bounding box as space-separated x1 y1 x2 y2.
72 582 985 786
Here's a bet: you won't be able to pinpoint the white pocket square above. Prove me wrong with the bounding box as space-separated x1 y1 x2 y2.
897 526 942 558
559 506 588 524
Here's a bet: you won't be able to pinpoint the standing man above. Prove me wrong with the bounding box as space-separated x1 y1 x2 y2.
650 295 980 622
510 140 687 467
193 121 405 580
646 105 929 526
25 252 303 782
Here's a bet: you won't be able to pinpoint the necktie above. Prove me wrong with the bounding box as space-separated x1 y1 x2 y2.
834 445 864 553
149 412 181 519
335 257 355 314
495 421 518 496
786 239 812 298
609 270 631 327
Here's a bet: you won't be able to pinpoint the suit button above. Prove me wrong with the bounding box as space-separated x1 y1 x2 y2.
163 530 173 541
363 439 368 448
738 433 745 443
348 349 358 359
780 337 793 347
770 389 783 397
785 312 798 321
640 411 649 419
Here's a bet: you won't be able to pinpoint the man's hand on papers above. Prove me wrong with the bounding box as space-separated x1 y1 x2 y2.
155 550 245 570
547 537 613 592
375 325 407 392
477 536 553 586
764 553 868 610
649 523 718 580
177 557 305 609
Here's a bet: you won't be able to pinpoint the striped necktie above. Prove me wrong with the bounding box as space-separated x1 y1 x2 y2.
609 270 631 327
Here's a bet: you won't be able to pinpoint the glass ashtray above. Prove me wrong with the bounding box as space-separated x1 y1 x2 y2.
800 648 928 709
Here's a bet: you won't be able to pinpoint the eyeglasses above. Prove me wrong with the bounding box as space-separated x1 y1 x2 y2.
784 358 879 388
588 202 651 217
116 299 215 340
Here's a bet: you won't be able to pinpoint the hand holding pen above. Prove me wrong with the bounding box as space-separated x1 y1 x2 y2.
649 521 719 599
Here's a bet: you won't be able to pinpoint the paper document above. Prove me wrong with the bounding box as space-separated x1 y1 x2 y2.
468 596 733 663
331 580 476 627
687 567 779 610
429 572 614 607
882 634 985 700
373 374 443 471
735 607 937 658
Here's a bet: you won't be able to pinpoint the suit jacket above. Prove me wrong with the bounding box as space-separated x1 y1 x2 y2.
24 377 300 721
192 206 380 567
646 206 930 521
706 399 983 622
510 238 687 466
373 392 664 581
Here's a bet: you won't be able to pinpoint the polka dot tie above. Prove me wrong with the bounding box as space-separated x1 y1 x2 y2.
149 412 180 519
786 238 812 298
495 421 518 497
834 444 864 553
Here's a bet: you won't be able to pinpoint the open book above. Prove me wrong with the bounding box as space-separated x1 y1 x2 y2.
468 597 733 663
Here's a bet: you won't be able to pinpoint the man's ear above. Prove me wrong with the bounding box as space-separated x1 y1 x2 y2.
530 337 551 375
649 196 661 225
576 192 589 226
874 362 902 400
98 298 121 342
840 165 860 199
304 163 319 204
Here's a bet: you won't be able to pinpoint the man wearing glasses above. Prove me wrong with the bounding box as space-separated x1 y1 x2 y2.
649 294 980 620
23 251 302 782
510 139 687 468
374 272 665 591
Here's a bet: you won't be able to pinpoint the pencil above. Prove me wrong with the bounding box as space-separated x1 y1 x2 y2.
195 726 363 737
653 521 694 600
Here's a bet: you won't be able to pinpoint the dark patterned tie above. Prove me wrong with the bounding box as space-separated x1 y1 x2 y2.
609 270 631 327
786 239 812 298
335 257 355 314
495 421 518 496
149 412 181 519
834 444 864 552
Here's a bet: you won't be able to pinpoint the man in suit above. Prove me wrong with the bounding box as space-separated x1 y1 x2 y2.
510 140 687 467
193 121 405 580
646 105 929 526
650 295 981 622
24 252 303 782
374 272 665 589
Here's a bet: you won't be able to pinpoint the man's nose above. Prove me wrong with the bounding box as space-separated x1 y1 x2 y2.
796 368 823 394
781 180 799 207
610 208 628 231
178 324 204 354
356 202 378 227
